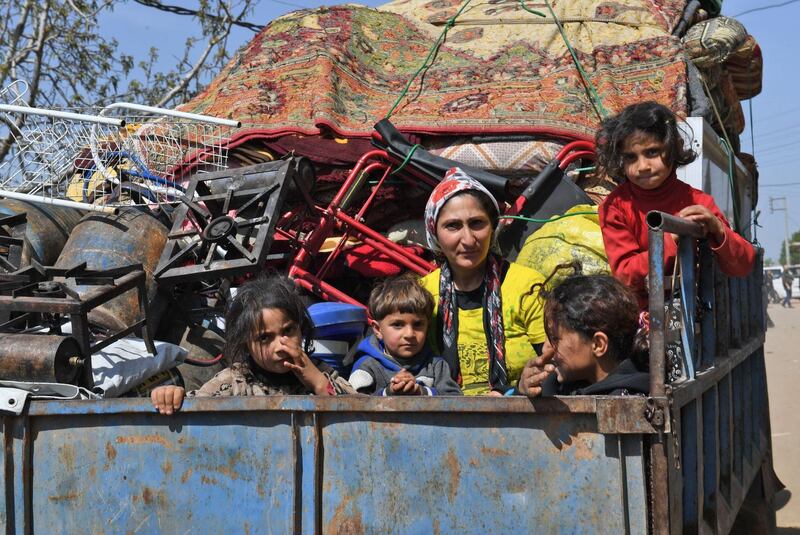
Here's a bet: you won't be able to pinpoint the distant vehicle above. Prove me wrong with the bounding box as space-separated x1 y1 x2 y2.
765 265 800 300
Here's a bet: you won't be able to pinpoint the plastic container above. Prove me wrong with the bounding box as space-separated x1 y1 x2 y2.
308 303 368 374
308 303 368 339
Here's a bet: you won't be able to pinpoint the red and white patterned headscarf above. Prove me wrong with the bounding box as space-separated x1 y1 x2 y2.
424 167 500 254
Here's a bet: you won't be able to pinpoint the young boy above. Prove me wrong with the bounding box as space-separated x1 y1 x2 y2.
348 275 462 396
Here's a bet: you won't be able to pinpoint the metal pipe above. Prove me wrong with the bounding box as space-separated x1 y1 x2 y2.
0 190 117 213
335 210 436 272
101 102 241 127
558 150 595 170
555 140 595 160
648 228 667 397
0 104 124 126
646 210 704 239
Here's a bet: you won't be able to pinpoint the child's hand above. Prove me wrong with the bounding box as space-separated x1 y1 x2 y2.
151 385 185 415
517 341 556 398
389 369 422 395
677 205 725 245
278 336 333 395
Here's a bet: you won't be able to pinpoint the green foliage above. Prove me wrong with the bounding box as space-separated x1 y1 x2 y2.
0 0 257 109
0 0 257 164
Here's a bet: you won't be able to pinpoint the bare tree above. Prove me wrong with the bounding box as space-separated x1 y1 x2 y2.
0 0 260 163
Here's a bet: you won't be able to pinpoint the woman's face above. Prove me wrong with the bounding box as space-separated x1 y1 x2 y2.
248 307 303 374
435 194 493 273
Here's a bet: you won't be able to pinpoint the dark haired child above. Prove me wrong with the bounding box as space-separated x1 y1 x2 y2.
596 101 755 308
518 275 650 397
151 275 354 414
348 275 462 396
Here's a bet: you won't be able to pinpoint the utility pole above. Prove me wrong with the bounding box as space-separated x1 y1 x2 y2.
770 197 791 264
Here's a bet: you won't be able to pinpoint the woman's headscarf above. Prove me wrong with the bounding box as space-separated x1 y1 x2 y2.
424 167 510 392
424 167 500 254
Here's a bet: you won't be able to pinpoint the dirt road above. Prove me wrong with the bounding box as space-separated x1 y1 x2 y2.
765 302 800 528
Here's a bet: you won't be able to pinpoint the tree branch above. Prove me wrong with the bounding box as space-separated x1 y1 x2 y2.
155 22 230 108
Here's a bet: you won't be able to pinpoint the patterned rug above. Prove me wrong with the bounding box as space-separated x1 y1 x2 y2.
179 0 690 144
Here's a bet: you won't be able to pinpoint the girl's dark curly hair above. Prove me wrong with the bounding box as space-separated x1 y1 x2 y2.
223 274 315 365
544 274 648 370
595 101 696 182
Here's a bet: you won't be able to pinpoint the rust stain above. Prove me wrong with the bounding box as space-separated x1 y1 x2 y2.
181 468 193 484
445 449 461 503
257 483 265 498
142 487 154 505
132 494 140 504
433 519 441 535
48 491 80 502
115 434 173 449
479 447 511 457
571 435 595 461
244 523 250 535
327 496 365 535
214 464 240 481
469 458 479 467
161 461 173 475
201 475 219 486
60 443 76 471
105 442 117 461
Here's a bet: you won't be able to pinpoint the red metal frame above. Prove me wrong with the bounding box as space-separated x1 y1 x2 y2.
287 150 437 308
285 141 597 307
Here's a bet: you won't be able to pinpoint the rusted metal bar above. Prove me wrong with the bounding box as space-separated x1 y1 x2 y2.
646 211 704 239
596 397 670 434
648 223 671 535
26 394 602 417
648 228 666 398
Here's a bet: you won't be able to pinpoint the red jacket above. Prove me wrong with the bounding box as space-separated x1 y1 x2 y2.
599 174 755 308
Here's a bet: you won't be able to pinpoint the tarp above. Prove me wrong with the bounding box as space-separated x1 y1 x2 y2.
179 0 691 143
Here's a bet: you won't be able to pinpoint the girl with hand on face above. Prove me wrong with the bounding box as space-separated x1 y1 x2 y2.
517 274 650 397
151 275 354 415
419 167 547 396
597 101 755 309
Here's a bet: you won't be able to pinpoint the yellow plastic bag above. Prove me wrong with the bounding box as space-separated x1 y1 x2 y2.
515 204 609 289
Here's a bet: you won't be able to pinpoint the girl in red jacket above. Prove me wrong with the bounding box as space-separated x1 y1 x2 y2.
597 101 755 309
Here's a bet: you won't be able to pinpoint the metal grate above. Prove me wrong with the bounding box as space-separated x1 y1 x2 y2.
0 81 239 211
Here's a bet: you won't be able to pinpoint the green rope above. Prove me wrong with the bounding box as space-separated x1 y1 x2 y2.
500 211 596 224
384 0 475 119
390 144 421 175
572 165 596 172
542 0 609 120
518 0 545 17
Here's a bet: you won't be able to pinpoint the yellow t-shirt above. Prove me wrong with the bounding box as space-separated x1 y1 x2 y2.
420 262 547 395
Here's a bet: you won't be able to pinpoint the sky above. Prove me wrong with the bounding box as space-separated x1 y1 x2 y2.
100 0 799 263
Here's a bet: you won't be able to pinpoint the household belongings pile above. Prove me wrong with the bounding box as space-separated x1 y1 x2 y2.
0 0 760 400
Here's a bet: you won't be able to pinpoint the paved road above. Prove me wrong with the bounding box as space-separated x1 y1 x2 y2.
765 302 800 528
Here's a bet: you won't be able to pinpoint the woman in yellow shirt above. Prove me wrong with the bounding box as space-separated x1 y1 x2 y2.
420 168 547 395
